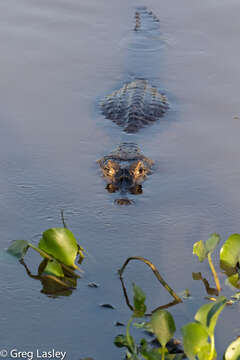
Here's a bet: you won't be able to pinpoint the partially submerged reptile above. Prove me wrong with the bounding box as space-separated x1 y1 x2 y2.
98 7 166 203
98 143 153 205
101 7 168 133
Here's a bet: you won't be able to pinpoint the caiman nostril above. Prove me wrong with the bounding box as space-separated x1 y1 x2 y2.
98 143 153 200
114 198 134 206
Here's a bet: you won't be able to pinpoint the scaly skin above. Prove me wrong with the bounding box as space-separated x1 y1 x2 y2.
98 143 153 204
101 79 168 133
101 7 168 133
134 6 160 32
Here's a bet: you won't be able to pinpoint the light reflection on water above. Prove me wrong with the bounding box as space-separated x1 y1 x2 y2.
0 0 240 358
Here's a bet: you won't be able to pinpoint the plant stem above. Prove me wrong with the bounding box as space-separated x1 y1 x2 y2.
126 317 134 352
208 253 221 293
209 334 215 360
28 243 81 277
119 257 182 303
60 209 67 228
161 345 166 360
29 243 53 260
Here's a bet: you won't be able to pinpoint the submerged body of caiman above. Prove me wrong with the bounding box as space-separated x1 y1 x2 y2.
98 7 167 203
101 7 169 133
101 79 168 133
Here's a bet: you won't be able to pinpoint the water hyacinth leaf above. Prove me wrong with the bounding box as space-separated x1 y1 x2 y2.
165 355 184 360
197 344 214 360
140 338 162 360
181 322 209 360
132 283 147 317
150 309 176 347
7 240 29 259
220 234 240 273
225 274 240 289
114 335 131 349
194 303 213 331
206 296 226 331
39 228 79 269
145 349 182 360
193 240 207 262
224 337 240 360
205 233 220 254
194 296 227 336
43 259 64 277
141 348 163 360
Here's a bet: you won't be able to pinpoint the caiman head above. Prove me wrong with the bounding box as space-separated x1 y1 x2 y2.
98 143 153 205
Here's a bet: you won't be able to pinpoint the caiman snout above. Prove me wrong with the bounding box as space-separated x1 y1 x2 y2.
117 168 133 188
98 143 153 203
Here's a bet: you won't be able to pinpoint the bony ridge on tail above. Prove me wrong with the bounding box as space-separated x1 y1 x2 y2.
101 7 169 133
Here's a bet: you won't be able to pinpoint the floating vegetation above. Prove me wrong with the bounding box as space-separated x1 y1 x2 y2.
6 213 86 297
118 256 182 314
193 233 240 299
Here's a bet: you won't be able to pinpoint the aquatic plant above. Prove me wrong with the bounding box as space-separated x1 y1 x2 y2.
220 234 240 289
114 283 182 360
193 233 221 293
193 233 240 297
182 296 227 360
114 284 238 360
118 256 182 312
224 336 240 360
7 227 85 278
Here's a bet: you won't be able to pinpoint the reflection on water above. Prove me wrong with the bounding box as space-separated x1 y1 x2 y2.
192 272 219 297
0 0 240 358
119 256 182 313
20 259 79 298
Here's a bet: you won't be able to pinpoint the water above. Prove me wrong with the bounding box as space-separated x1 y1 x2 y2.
0 0 240 358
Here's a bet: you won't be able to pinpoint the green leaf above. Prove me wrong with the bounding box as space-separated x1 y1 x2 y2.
150 309 176 348
114 335 131 349
220 234 240 274
140 339 162 360
197 343 214 360
141 349 162 360
39 228 79 269
225 274 240 289
193 234 220 264
7 240 29 259
181 322 209 360
43 260 64 277
193 240 207 262
132 283 147 317
224 337 240 360
194 296 227 336
165 355 184 360
205 233 221 254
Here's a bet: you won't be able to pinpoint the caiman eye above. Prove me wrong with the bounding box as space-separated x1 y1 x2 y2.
106 168 115 176
136 167 143 176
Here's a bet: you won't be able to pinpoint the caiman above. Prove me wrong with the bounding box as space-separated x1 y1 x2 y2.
98 143 153 205
101 6 169 133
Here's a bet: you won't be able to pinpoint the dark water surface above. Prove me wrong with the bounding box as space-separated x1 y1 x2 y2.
0 0 240 358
